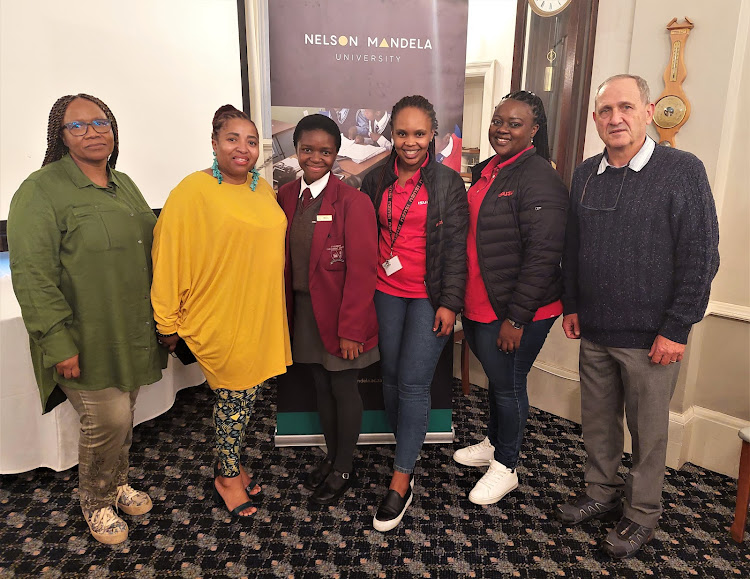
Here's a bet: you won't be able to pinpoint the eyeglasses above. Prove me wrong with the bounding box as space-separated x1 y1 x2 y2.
62 119 112 136
579 165 629 211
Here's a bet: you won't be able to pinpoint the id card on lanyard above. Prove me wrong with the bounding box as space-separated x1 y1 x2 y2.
382 178 423 276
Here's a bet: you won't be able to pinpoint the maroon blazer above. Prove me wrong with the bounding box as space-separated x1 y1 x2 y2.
278 175 379 357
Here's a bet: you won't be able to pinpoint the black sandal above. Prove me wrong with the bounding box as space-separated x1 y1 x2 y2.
213 463 261 498
212 480 256 520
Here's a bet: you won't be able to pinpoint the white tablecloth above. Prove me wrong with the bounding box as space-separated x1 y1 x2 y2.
1 254 205 474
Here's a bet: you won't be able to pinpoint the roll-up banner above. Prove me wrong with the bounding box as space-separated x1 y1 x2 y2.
269 0 469 446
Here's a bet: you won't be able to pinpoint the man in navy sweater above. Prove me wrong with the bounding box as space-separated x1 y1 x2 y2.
556 74 719 558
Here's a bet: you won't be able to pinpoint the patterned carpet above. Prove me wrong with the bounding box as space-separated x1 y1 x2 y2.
1 380 748 578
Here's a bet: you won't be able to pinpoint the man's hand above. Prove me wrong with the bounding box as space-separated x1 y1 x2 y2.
562 314 581 339
158 334 180 353
340 337 364 360
648 335 685 366
497 319 523 353
55 354 80 379
433 307 456 337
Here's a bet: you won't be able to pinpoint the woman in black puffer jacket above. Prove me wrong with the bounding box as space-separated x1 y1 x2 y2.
360 95 467 533
451 91 568 507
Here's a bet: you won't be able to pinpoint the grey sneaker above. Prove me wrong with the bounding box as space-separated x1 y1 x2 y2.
84 506 128 544
555 493 622 525
601 517 655 558
116 484 153 516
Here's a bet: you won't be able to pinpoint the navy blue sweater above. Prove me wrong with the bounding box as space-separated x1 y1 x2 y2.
562 145 719 348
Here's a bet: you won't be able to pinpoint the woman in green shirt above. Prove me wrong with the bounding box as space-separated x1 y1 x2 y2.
7 94 166 545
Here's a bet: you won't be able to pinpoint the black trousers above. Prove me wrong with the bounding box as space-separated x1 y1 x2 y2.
308 365 363 473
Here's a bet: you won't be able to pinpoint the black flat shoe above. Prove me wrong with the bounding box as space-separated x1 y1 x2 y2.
310 470 355 505
303 458 334 491
373 478 414 532
214 463 261 498
212 480 255 521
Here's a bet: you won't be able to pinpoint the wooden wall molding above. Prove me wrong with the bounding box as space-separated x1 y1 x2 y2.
706 301 750 323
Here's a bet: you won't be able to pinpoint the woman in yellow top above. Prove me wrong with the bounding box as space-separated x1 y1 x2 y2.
151 104 291 520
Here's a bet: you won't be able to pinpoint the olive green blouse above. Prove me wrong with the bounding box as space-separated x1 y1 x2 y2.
7 154 167 412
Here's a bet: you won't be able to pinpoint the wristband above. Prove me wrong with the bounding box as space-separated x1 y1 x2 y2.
156 330 178 338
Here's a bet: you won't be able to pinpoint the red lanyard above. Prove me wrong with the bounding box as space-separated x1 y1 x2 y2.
386 178 423 257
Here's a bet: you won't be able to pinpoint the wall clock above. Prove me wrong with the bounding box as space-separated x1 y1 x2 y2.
528 0 573 18
653 17 694 148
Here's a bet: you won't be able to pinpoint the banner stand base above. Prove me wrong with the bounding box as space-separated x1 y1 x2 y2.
274 428 454 448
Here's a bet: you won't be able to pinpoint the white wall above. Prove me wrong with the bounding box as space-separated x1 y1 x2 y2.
466 0 517 104
630 1 742 186
0 0 243 219
581 0 637 160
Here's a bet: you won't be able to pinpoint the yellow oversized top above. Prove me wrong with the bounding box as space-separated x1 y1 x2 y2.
151 171 291 390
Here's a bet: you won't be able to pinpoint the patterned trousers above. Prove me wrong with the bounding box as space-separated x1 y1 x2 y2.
60 385 139 513
213 386 259 477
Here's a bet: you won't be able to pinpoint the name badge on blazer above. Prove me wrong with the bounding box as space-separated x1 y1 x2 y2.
317 214 333 221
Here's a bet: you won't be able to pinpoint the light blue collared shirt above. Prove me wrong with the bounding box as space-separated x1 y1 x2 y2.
597 136 655 175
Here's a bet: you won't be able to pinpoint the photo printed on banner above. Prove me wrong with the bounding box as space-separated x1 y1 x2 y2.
268 0 469 189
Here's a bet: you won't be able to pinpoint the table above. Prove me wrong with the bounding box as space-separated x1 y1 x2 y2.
0 254 206 474
336 150 389 179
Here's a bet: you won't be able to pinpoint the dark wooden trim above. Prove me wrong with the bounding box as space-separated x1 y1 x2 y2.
556 0 581 185
236 0 252 117
511 0 528 92
575 0 599 168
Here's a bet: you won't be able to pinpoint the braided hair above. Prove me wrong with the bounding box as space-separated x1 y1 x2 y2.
499 91 551 162
389 95 439 158
212 104 254 139
43 94 119 168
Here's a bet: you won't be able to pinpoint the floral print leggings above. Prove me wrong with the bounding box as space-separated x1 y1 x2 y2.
213 386 258 478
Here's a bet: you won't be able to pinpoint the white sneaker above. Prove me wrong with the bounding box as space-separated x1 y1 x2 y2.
453 437 495 467
468 459 518 505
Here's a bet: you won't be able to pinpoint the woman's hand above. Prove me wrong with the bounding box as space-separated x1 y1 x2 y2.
433 307 456 337
340 338 364 360
158 334 180 352
55 354 80 379
497 319 523 353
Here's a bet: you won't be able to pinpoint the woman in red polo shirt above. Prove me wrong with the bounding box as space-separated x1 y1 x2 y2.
361 95 468 532
452 91 568 506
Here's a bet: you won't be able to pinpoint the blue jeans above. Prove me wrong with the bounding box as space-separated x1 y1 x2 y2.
462 315 557 469
374 290 450 474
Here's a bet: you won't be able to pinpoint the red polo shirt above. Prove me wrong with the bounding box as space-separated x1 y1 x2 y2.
376 158 429 298
465 148 562 323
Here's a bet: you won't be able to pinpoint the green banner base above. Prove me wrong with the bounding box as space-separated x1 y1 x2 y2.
275 409 453 447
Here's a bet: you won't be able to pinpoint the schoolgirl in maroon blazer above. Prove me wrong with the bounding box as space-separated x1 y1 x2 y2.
277 114 379 505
